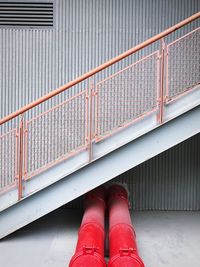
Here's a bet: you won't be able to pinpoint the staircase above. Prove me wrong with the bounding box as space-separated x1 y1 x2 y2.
0 13 200 239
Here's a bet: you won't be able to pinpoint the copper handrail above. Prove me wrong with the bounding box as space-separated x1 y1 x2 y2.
0 11 199 125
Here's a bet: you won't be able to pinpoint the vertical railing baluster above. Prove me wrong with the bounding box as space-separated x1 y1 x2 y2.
18 114 24 200
165 44 169 102
94 84 99 139
15 128 19 186
23 121 28 178
86 87 89 155
87 78 94 162
158 39 165 124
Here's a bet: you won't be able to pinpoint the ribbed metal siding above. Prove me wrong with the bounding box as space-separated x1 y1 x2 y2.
0 0 200 119
116 133 200 211
67 133 200 211
0 0 200 210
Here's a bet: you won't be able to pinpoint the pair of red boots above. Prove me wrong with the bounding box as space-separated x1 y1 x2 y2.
69 184 145 267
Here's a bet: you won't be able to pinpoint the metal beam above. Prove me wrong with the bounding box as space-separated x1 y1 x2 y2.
0 105 200 239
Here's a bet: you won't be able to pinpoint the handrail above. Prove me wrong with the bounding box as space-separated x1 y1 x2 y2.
0 11 199 125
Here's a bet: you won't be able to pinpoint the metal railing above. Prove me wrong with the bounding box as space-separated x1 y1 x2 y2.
95 51 159 138
0 12 200 200
166 27 200 100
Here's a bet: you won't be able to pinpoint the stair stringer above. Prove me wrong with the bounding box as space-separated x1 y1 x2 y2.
0 103 200 239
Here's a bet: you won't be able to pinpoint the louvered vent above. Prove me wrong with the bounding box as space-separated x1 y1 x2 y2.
0 2 53 27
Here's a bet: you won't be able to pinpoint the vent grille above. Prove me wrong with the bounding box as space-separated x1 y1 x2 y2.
0 2 53 27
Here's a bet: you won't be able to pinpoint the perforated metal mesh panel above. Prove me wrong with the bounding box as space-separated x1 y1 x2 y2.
95 52 159 138
167 28 200 100
26 91 87 177
0 128 17 190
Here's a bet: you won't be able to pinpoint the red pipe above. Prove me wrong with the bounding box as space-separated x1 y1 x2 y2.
108 184 145 267
69 186 107 267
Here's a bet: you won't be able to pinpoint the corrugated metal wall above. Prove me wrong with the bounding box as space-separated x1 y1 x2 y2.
0 0 200 119
0 0 199 210
67 133 200 211
116 133 200 211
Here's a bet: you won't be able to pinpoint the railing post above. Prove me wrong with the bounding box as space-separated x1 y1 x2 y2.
23 121 28 178
18 114 24 200
15 128 19 185
86 78 94 162
165 44 169 102
158 38 165 124
89 78 94 161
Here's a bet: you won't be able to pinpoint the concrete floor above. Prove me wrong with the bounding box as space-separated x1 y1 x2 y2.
0 210 200 267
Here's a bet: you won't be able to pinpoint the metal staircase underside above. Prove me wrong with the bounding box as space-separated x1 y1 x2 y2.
0 13 200 238
0 87 200 239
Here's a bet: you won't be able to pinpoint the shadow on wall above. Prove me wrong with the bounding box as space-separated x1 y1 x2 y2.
2 209 83 241
66 133 200 211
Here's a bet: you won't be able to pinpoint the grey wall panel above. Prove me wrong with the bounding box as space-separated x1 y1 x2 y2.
0 0 200 121
116 133 200 211
66 133 200 211
0 0 200 210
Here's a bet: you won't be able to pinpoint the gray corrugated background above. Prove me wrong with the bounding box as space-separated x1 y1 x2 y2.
0 0 200 119
0 0 200 210
117 133 200 211
67 133 200 211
